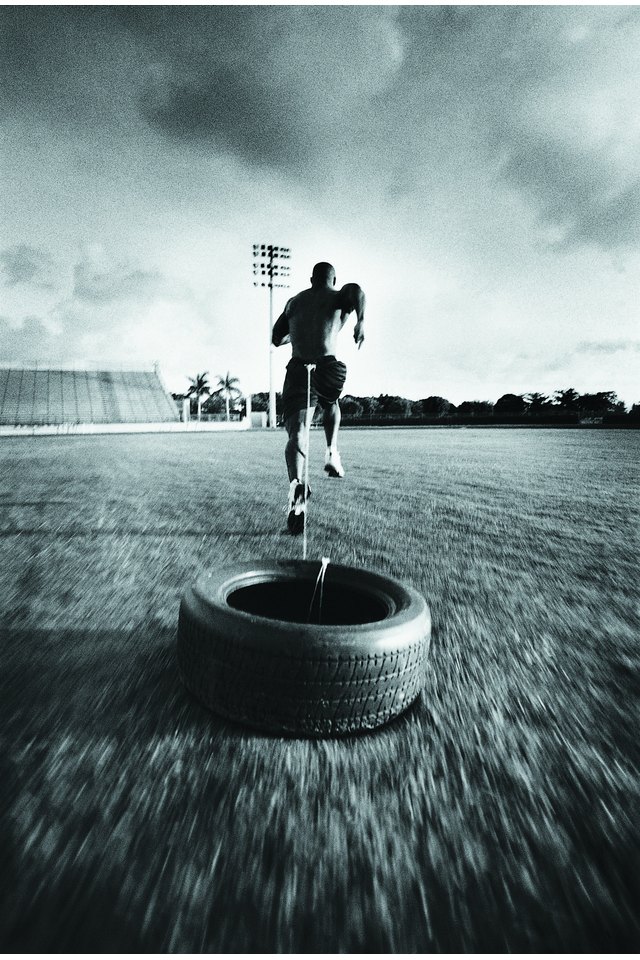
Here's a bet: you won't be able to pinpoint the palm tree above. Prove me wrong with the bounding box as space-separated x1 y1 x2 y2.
214 372 242 422
186 372 210 421
553 387 580 412
524 392 551 418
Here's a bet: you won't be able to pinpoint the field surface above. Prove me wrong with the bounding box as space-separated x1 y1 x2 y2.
0 427 638 952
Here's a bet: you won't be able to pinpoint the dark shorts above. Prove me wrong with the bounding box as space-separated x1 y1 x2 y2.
282 355 347 422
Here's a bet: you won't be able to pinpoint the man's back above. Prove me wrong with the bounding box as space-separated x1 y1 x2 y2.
271 262 365 356
285 286 347 359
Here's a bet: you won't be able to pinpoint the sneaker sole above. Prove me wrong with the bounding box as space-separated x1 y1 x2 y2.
287 509 305 535
287 483 308 535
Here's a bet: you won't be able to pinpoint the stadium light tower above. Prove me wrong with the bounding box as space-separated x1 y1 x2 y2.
252 243 291 428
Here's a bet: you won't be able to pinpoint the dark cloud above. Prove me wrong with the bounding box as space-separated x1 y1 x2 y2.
566 184 640 248
3 5 639 250
0 245 55 288
1 6 404 176
0 7 136 123
108 6 261 61
141 69 307 170
134 6 405 173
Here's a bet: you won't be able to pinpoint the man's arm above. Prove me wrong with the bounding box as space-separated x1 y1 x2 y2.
352 287 365 349
340 283 366 349
272 301 291 347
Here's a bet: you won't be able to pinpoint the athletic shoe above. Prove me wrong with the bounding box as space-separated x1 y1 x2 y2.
287 478 310 535
324 448 345 478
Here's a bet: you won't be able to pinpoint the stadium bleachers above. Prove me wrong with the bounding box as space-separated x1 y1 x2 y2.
0 369 180 425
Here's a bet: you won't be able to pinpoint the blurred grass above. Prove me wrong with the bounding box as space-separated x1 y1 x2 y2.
0 427 638 951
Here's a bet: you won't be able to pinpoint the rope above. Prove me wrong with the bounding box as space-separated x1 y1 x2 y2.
302 363 316 561
300 363 330 620
308 556 330 623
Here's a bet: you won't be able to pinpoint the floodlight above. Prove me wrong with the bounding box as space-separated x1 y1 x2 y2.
252 241 292 428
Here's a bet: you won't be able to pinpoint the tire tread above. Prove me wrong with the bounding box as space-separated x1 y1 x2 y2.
177 569 429 736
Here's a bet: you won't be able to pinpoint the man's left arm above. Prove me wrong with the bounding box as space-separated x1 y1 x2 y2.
339 284 365 348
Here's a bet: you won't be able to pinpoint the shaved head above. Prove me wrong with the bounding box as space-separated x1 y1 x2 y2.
311 262 336 287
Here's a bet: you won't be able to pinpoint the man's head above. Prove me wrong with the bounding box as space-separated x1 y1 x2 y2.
311 262 336 288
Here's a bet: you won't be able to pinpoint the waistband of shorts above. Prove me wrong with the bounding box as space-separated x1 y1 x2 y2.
289 355 337 365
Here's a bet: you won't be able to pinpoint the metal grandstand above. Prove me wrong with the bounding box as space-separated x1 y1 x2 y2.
0 366 179 426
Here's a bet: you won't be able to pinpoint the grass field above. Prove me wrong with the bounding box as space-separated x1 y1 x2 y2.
1 426 638 952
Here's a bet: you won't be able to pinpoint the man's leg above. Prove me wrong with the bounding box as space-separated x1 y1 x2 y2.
323 401 345 477
285 408 314 534
315 358 347 478
322 400 341 451
285 408 315 483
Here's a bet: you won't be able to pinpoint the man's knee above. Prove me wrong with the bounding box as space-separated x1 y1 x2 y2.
286 414 307 444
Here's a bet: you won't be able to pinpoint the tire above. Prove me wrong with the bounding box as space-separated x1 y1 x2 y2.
177 560 431 736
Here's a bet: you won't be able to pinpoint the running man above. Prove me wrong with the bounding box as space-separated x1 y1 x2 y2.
271 261 365 534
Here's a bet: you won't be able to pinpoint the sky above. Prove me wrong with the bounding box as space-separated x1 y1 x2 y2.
1 3 639 406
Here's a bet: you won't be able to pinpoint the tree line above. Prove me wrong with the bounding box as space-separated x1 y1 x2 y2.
249 388 639 425
174 379 638 425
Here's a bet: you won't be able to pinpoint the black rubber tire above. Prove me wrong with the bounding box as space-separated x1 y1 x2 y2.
177 560 431 736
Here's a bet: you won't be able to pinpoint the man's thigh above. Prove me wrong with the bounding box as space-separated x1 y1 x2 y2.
314 358 347 408
283 361 317 422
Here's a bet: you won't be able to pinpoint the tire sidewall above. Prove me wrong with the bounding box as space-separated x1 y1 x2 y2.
184 559 431 659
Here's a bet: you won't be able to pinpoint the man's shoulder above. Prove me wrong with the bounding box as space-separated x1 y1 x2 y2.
286 288 312 312
338 282 364 312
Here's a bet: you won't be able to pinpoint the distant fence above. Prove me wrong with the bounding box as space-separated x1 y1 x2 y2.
339 413 637 428
195 413 244 423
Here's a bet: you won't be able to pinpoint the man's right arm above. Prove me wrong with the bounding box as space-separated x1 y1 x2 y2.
272 300 291 346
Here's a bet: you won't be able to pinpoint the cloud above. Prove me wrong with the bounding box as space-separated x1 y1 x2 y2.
54 245 196 330
3 2 639 246
483 8 640 248
0 244 56 288
390 7 640 250
497 136 640 248
2 6 639 406
0 6 406 178
141 69 307 170
0 7 141 128
124 6 406 172
0 246 208 374
0 314 59 363
71 247 178 304
115 6 405 103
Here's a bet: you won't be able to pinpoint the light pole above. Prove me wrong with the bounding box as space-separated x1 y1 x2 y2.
253 243 291 429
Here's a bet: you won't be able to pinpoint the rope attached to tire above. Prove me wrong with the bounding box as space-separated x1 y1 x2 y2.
302 363 329 623
302 363 331 622
302 363 316 562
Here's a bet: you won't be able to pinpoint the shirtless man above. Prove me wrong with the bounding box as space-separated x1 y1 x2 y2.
271 261 365 534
